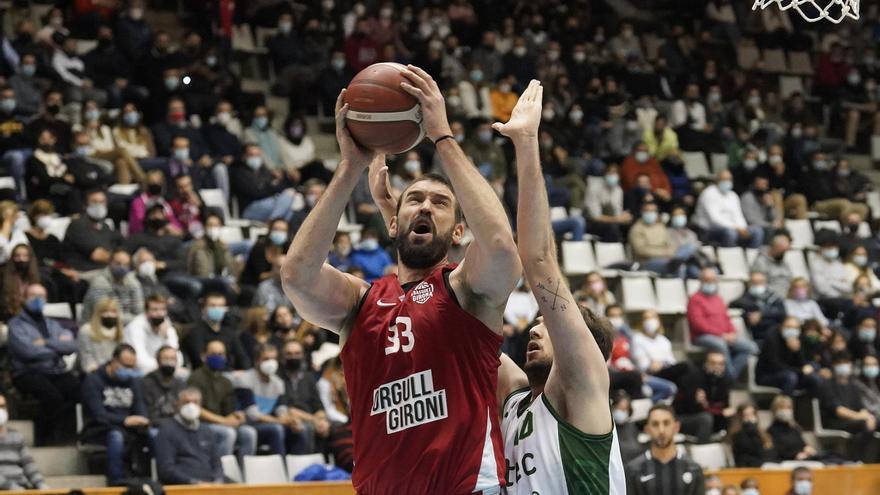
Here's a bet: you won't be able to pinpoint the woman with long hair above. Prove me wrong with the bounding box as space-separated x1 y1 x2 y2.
573 271 616 316
76 297 123 373
318 357 350 424
239 306 270 362
0 243 41 320
728 403 776 467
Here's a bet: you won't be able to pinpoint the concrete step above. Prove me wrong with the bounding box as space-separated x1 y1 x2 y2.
31 446 87 476
45 475 106 489
8 420 34 447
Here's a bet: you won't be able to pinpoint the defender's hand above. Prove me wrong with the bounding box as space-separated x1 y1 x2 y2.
492 80 543 141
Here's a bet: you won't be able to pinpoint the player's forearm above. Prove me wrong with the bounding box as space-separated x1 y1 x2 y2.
283 159 362 284
513 138 554 263
436 139 514 248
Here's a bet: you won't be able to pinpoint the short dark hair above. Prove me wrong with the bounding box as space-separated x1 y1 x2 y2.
145 293 167 309
112 343 136 359
255 343 278 359
791 466 811 480
581 306 614 361
604 304 622 316
202 292 226 306
647 403 677 421
204 338 226 354
155 344 176 362
395 173 462 223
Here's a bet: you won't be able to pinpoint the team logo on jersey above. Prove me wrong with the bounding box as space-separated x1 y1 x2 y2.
411 281 434 304
371 369 448 434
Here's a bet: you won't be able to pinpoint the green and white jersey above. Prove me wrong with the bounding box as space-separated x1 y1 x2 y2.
501 388 626 494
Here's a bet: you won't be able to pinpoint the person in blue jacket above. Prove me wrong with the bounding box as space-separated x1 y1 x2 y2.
154 387 223 485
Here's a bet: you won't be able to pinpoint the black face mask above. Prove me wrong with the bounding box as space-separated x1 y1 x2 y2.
284 358 302 372
13 261 28 274
146 218 168 231
100 316 117 328
147 183 162 196
46 104 60 115
148 316 165 327
158 364 176 377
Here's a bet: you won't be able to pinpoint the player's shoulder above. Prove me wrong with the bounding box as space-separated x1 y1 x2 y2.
502 386 530 412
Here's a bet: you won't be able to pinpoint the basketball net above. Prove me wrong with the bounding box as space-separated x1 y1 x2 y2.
752 0 859 23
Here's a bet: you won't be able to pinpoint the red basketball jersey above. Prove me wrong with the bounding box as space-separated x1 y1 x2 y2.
341 264 505 494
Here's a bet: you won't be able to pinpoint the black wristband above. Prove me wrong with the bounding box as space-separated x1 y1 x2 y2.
433 134 455 145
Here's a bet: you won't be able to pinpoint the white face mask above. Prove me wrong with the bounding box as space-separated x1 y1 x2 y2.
643 318 661 335
0 408 8 426
612 409 629 424
259 359 279 376
36 215 53 231
180 402 201 422
206 226 222 241
138 260 156 279
609 317 625 329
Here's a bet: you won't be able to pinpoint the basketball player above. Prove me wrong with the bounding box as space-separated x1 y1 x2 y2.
494 80 626 493
281 65 520 493
368 81 626 493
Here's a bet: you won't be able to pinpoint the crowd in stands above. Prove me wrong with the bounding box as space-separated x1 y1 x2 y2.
0 0 873 490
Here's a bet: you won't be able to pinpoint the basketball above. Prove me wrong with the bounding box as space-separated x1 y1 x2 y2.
343 62 425 155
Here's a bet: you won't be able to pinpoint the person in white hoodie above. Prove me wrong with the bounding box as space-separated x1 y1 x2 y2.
631 310 697 396
695 169 763 248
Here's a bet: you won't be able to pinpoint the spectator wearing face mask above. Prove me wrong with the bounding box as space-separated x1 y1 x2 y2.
201 100 244 164
847 316 878 361
288 179 326 237
457 63 493 122
843 245 879 289
489 77 518 123
231 144 297 224
462 121 507 182
278 340 330 455
240 218 289 289
0 243 43 321
279 114 317 174
182 293 250 371
0 86 33 199
810 232 853 317
729 404 776 468
186 212 237 297
317 51 354 117
349 229 392 283
784 278 829 328
115 0 152 61
852 354 880 421
254 246 288 314
81 249 144 325
63 189 121 273
0 392 48 489
229 344 288 456
123 295 181 374
243 106 289 170
151 98 210 159
688 267 759 379
7 283 79 446
327 232 353 272
785 466 814 495
573 272 616 317
817 353 878 462
731 271 787 343
756 316 821 396
740 173 782 239
695 169 763 248
26 128 83 215
643 116 680 161
124 204 189 291
7 54 46 117
112 103 159 166
767 395 823 463
585 164 632 243
26 199 84 300
80 344 150 485
629 201 675 274
77 297 124 374
620 142 672 203
26 90 73 153
390 151 424 192
751 232 793 297
154 387 223 485
128 169 182 236
610 392 642 463
142 345 188 425
631 310 695 398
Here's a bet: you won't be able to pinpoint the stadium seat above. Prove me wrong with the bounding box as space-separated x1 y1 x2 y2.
858 221 872 238
201 189 230 220
762 48 787 73
655 278 688 314
779 75 805 99
621 276 657 312
108 184 140 196
747 355 782 395
757 409 774 430
811 398 852 440
286 454 326 480
717 247 749 281
594 242 627 269
872 135 880 162
561 241 597 275
43 303 73 320
687 443 730 470
221 455 243 483
736 43 761 69
700 245 717 262
243 455 288 484
785 219 814 248
642 33 664 61
629 398 653 423
686 278 700 296
867 190 880 220
249 227 268 242
710 153 729 173
75 404 105 454
718 280 744 304
783 249 810 280
681 151 711 178
745 248 758 266
254 27 277 49
220 226 244 244
0 177 15 190
812 219 840 232
788 51 814 75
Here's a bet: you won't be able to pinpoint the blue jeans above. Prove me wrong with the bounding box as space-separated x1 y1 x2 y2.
254 422 286 455
693 334 759 379
106 428 126 484
286 422 316 455
644 374 677 402
706 225 764 248
643 257 672 274
552 216 586 241
207 423 256 460
2 148 30 200
243 190 295 223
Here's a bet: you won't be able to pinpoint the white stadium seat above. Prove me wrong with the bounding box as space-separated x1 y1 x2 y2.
286 454 326 480
243 455 288 484
655 278 688 314
785 219 814 249
687 443 730 470
561 241 597 275
717 247 749 281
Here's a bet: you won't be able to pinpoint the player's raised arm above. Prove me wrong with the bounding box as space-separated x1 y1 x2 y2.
496 80 612 435
281 91 373 335
400 65 521 318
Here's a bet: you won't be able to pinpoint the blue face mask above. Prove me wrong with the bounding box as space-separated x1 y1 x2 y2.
85 109 100 122
206 306 227 323
781 327 800 340
0 98 15 113
75 145 91 157
173 148 190 162
641 211 657 225
859 328 876 342
794 479 812 495
749 285 767 297
25 297 45 314
253 116 269 129
359 239 379 251
604 174 619 187
115 366 143 382
123 111 139 126
864 366 880 379
20 64 36 77
164 77 179 91
269 231 287 246
205 354 226 371
701 282 718 295
110 266 129 280
245 156 262 169
718 180 733 193
671 214 687 228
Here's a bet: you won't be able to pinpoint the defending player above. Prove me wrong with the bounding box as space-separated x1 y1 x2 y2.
281 65 520 494
495 80 627 493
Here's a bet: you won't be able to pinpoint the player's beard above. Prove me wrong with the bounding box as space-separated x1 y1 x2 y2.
652 434 673 449
523 358 552 388
394 217 453 270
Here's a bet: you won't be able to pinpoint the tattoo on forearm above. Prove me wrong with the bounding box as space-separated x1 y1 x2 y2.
536 277 569 312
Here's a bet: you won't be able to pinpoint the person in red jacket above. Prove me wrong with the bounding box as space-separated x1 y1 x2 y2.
619 142 672 206
687 267 758 379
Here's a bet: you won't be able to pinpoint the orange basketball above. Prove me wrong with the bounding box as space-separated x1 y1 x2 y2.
343 63 425 155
